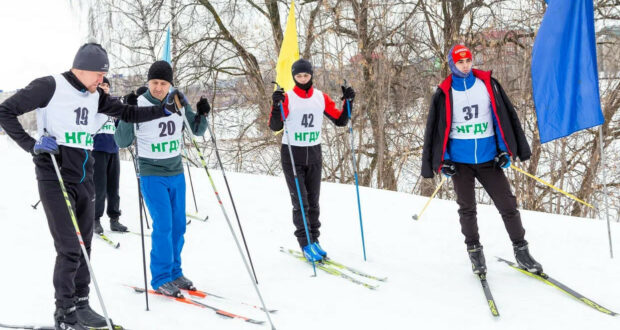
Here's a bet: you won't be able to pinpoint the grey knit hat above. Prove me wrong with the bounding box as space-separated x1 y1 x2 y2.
72 42 109 72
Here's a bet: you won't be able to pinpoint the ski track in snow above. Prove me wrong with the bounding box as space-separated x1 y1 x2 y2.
0 135 618 330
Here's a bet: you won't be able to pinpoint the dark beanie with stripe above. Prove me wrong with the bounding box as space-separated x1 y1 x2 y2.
73 42 109 72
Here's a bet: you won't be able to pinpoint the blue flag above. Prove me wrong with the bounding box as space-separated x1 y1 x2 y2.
162 27 171 64
531 0 604 144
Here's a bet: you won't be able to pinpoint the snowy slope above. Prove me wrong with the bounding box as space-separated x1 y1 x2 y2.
0 134 618 330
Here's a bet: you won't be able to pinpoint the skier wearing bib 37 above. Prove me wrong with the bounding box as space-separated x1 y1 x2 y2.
421 44 543 275
0 42 172 330
269 59 355 262
115 60 210 298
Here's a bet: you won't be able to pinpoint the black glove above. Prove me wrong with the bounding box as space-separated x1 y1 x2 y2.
272 89 285 105
196 96 211 117
124 91 138 106
341 86 355 101
494 151 511 169
163 89 187 115
441 160 456 178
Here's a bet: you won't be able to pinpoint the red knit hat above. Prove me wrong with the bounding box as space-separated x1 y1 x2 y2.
451 45 472 62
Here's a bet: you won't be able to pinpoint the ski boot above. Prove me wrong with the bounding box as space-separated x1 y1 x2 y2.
156 281 183 298
55 306 88 330
302 244 323 262
467 243 487 275
312 242 327 258
513 241 543 274
109 218 128 232
94 218 104 235
172 275 196 291
76 296 109 328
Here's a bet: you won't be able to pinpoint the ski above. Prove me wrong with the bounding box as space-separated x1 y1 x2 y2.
284 247 387 282
280 247 379 290
128 231 151 238
477 274 500 317
180 289 277 313
0 324 54 330
129 286 264 325
496 257 617 316
95 233 120 248
0 322 125 329
186 213 208 222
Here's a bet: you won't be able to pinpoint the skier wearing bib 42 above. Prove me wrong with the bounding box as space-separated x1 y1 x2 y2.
0 42 171 330
421 45 543 275
269 59 355 262
115 60 209 298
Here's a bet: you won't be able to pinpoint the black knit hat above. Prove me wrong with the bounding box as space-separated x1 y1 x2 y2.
291 59 313 76
73 42 109 72
148 60 173 84
136 86 148 96
102 77 110 86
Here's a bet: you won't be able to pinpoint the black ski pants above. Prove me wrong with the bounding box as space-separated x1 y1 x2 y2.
38 179 94 308
451 161 526 247
282 160 322 247
93 151 121 221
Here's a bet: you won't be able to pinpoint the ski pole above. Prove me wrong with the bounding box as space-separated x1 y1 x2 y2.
129 131 150 311
182 134 199 215
412 176 447 221
343 79 367 261
272 82 317 277
174 94 276 329
204 114 259 284
129 147 151 230
43 129 114 330
510 164 594 209
31 199 41 210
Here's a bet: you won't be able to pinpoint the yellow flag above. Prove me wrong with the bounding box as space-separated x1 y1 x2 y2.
275 0 299 91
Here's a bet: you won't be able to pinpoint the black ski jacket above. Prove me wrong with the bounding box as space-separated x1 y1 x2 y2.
0 71 167 183
421 69 531 178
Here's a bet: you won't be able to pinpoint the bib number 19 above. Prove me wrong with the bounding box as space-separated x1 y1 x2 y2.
74 107 89 125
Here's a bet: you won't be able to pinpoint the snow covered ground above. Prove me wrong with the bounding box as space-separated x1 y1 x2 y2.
0 134 618 330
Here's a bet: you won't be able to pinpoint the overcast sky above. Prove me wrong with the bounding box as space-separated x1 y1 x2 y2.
0 1 88 91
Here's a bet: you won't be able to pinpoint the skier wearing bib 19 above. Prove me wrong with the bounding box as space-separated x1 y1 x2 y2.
114 60 210 298
0 42 171 330
269 59 355 262
421 44 543 275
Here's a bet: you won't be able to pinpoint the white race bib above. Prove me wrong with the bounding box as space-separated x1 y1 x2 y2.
281 89 325 147
450 78 495 140
95 115 116 135
36 75 101 149
135 95 184 159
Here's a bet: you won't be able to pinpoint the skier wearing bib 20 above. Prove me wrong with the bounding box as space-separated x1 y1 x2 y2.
421 45 543 275
0 42 172 330
269 59 355 262
115 60 210 298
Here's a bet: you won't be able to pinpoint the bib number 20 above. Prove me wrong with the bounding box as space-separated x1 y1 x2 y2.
159 121 176 137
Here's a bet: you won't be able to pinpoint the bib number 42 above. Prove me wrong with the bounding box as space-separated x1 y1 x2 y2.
301 114 314 128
